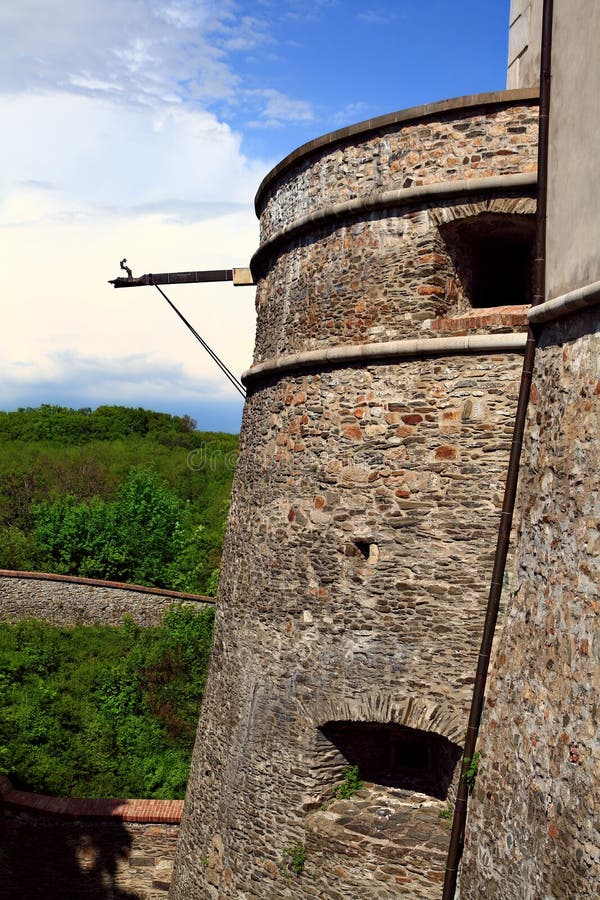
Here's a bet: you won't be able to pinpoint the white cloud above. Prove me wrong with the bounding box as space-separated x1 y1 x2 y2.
0 205 259 412
357 6 406 26
282 0 340 24
0 1 327 426
0 88 265 422
0 1 236 106
246 88 314 128
329 100 371 128
0 91 269 225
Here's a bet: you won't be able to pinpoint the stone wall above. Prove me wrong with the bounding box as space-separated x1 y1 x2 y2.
0 571 214 626
0 777 182 899
460 307 600 898
0 575 208 897
461 8 600 893
171 92 539 899
255 94 538 243
253 196 534 361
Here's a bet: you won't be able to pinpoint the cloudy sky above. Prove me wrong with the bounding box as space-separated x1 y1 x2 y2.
1 1 511 432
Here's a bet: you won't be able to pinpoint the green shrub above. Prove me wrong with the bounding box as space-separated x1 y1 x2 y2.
0 606 214 799
332 765 364 800
464 752 481 794
278 841 307 878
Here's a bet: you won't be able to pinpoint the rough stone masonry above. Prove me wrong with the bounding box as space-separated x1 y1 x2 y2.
170 90 539 899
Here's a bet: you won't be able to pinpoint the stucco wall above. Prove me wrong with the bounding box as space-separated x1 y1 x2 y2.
0 571 214 626
507 0 543 89
545 0 600 299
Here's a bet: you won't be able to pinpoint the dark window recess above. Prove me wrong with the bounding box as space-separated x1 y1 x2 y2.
319 721 462 800
440 212 536 308
345 540 375 561
353 540 370 560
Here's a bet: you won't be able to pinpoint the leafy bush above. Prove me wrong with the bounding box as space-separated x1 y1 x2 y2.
464 752 481 794
0 606 214 798
333 765 364 800
0 405 238 595
278 841 307 878
33 467 189 587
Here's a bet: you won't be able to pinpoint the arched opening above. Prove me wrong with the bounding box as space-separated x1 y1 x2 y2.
319 720 462 800
440 212 535 308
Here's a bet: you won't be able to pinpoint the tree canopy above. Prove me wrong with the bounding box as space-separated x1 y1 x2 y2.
0 606 214 798
0 405 237 594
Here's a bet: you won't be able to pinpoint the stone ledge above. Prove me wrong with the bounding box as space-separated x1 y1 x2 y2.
243 332 528 385
528 278 600 323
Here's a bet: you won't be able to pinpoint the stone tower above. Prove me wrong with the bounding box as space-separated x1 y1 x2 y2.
170 89 539 898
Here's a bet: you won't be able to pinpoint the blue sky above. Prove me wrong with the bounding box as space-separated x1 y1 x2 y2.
220 0 512 161
1 1 511 433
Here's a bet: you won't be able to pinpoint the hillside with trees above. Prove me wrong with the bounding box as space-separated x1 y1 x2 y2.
0 606 214 798
0 405 237 595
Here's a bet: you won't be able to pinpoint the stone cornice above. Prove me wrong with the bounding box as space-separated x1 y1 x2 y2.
528 279 600 323
242 332 528 385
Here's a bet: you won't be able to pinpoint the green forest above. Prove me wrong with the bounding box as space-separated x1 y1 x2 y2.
0 404 238 595
0 405 237 798
0 606 214 798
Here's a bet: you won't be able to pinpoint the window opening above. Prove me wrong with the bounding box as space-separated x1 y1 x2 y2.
319 721 462 800
440 212 535 309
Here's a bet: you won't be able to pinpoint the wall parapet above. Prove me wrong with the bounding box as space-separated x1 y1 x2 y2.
0 570 214 627
0 776 182 824
0 776 182 897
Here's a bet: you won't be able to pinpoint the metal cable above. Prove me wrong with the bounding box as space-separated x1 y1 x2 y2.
151 280 246 398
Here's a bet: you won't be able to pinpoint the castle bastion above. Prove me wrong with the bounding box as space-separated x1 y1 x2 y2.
170 89 539 899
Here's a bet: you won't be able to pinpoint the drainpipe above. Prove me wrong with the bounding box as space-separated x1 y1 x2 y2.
441 1 554 897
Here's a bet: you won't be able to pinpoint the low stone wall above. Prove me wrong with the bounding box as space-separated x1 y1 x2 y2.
303 786 450 899
0 777 182 899
0 575 207 897
0 571 214 627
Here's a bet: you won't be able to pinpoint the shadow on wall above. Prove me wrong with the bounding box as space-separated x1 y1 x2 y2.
0 804 140 900
319 721 463 800
439 212 536 308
